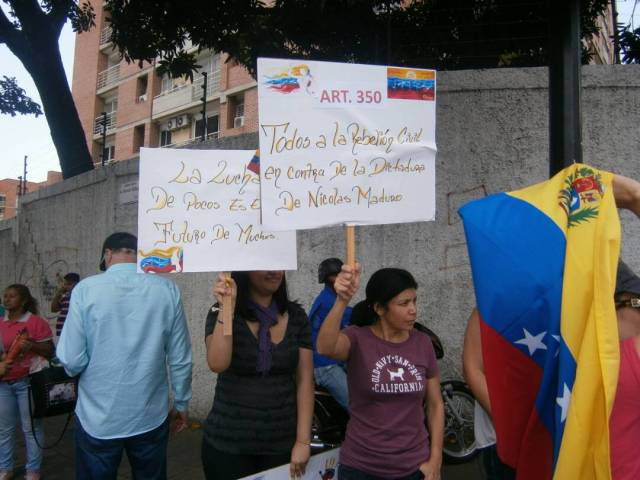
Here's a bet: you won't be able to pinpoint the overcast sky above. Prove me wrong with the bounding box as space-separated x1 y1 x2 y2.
0 2 638 182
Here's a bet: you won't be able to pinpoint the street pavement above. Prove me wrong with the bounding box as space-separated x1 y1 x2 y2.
11 416 483 479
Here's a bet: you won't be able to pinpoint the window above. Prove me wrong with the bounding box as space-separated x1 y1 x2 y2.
235 101 244 119
197 53 221 75
195 115 219 139
136 75 148 103
103 97 118 113
227 94 245 129
134 125 145 153
160 130 172 147
102 144 115 162
160 74 175 93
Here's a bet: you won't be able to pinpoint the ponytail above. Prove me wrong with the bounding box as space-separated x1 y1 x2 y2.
351 300 377 327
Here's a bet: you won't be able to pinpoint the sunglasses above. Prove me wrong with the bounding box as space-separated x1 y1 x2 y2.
615 298 640 309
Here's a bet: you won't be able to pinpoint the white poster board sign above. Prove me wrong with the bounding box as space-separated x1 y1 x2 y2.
239 448 340 480
137 148 296 272
257 58 437 231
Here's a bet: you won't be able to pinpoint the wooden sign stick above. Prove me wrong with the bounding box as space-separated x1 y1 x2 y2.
346 225 356 267
221 272 233 336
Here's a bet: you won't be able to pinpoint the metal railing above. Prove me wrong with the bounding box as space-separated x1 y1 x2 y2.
97 64 120 90
99 26 112 46
161 131 220 149
93 111 117 135
153 70 221 115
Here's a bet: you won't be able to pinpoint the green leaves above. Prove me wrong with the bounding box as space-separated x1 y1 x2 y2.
103 0 612 77
0 76 42 117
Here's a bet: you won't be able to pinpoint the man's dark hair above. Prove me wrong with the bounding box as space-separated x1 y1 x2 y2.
64 273 80 283
100 232 138 271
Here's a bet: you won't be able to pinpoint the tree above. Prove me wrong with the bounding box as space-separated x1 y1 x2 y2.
619 24 640 64
0 76 42 116
0 1 95 179
105 0 610 79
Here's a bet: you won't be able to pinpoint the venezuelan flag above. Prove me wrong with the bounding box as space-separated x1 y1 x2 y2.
247 149 260 175
459 164 620 479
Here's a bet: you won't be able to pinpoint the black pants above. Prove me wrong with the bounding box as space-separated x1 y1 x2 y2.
338 464 423 480
201 440 291 480
480 445 516 480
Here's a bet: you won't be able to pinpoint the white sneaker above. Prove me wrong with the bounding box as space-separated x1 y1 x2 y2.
25 472 40 480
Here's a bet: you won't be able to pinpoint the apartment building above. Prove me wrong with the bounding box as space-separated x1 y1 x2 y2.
72 1 617 164
72 0 257 164
0 171 63 220
584 1 617 65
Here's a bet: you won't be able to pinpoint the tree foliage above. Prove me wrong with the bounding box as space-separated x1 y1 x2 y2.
0 76 42 116
106 0 611 79
0 0 95 178
619 24 640 64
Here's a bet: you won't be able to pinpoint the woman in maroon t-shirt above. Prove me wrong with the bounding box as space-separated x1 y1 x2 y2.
317 265 444 480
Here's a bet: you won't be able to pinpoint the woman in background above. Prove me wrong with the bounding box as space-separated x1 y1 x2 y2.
0 284 54 480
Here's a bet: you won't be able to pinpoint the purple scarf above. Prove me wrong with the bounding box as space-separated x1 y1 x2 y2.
248 300 279 375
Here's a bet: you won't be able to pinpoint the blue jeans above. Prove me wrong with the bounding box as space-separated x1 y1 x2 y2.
75 417 169 480
315 364 349 410
0 378 44 472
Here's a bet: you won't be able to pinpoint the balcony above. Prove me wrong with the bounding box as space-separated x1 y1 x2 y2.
99 26 112 46
153 71 221 116
93 111 117 135
97 64 120 90
162 131 220 149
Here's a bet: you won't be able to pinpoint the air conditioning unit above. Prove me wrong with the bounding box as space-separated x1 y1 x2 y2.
167 114 190 131
233 116 245 128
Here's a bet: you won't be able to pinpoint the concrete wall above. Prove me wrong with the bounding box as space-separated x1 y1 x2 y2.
2 65 639 419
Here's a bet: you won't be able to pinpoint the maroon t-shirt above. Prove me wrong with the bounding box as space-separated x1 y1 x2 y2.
340 325 439 477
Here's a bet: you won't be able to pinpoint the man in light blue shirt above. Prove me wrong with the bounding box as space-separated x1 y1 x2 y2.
57 232 192 480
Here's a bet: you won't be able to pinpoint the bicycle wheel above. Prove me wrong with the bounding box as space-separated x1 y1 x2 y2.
441 380 478 464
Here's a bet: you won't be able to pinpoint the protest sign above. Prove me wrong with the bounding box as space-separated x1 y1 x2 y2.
137 148 297 273
239 448 340 480
257 58 437 231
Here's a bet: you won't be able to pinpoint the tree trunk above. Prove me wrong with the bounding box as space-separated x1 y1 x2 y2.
12 30 94 179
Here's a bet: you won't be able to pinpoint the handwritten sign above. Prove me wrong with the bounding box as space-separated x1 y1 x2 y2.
137 148 296 273
257 58 437 230
239 448 340 480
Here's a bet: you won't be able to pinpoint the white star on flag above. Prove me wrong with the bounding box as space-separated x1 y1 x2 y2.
556 383 572 423
514 328 548 356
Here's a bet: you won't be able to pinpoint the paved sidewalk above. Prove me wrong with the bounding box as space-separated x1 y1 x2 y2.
11 416 483 479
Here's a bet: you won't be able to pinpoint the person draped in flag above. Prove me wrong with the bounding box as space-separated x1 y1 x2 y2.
611 261 640 480
317 265 444 480
459 169 640 480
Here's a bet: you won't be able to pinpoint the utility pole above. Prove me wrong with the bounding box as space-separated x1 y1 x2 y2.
17 176 23 197
201 71 208 142
23 155 27 194
101 111 108 167
548 0 582 176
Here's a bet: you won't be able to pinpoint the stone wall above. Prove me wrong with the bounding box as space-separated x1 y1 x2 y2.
2 65 639 418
